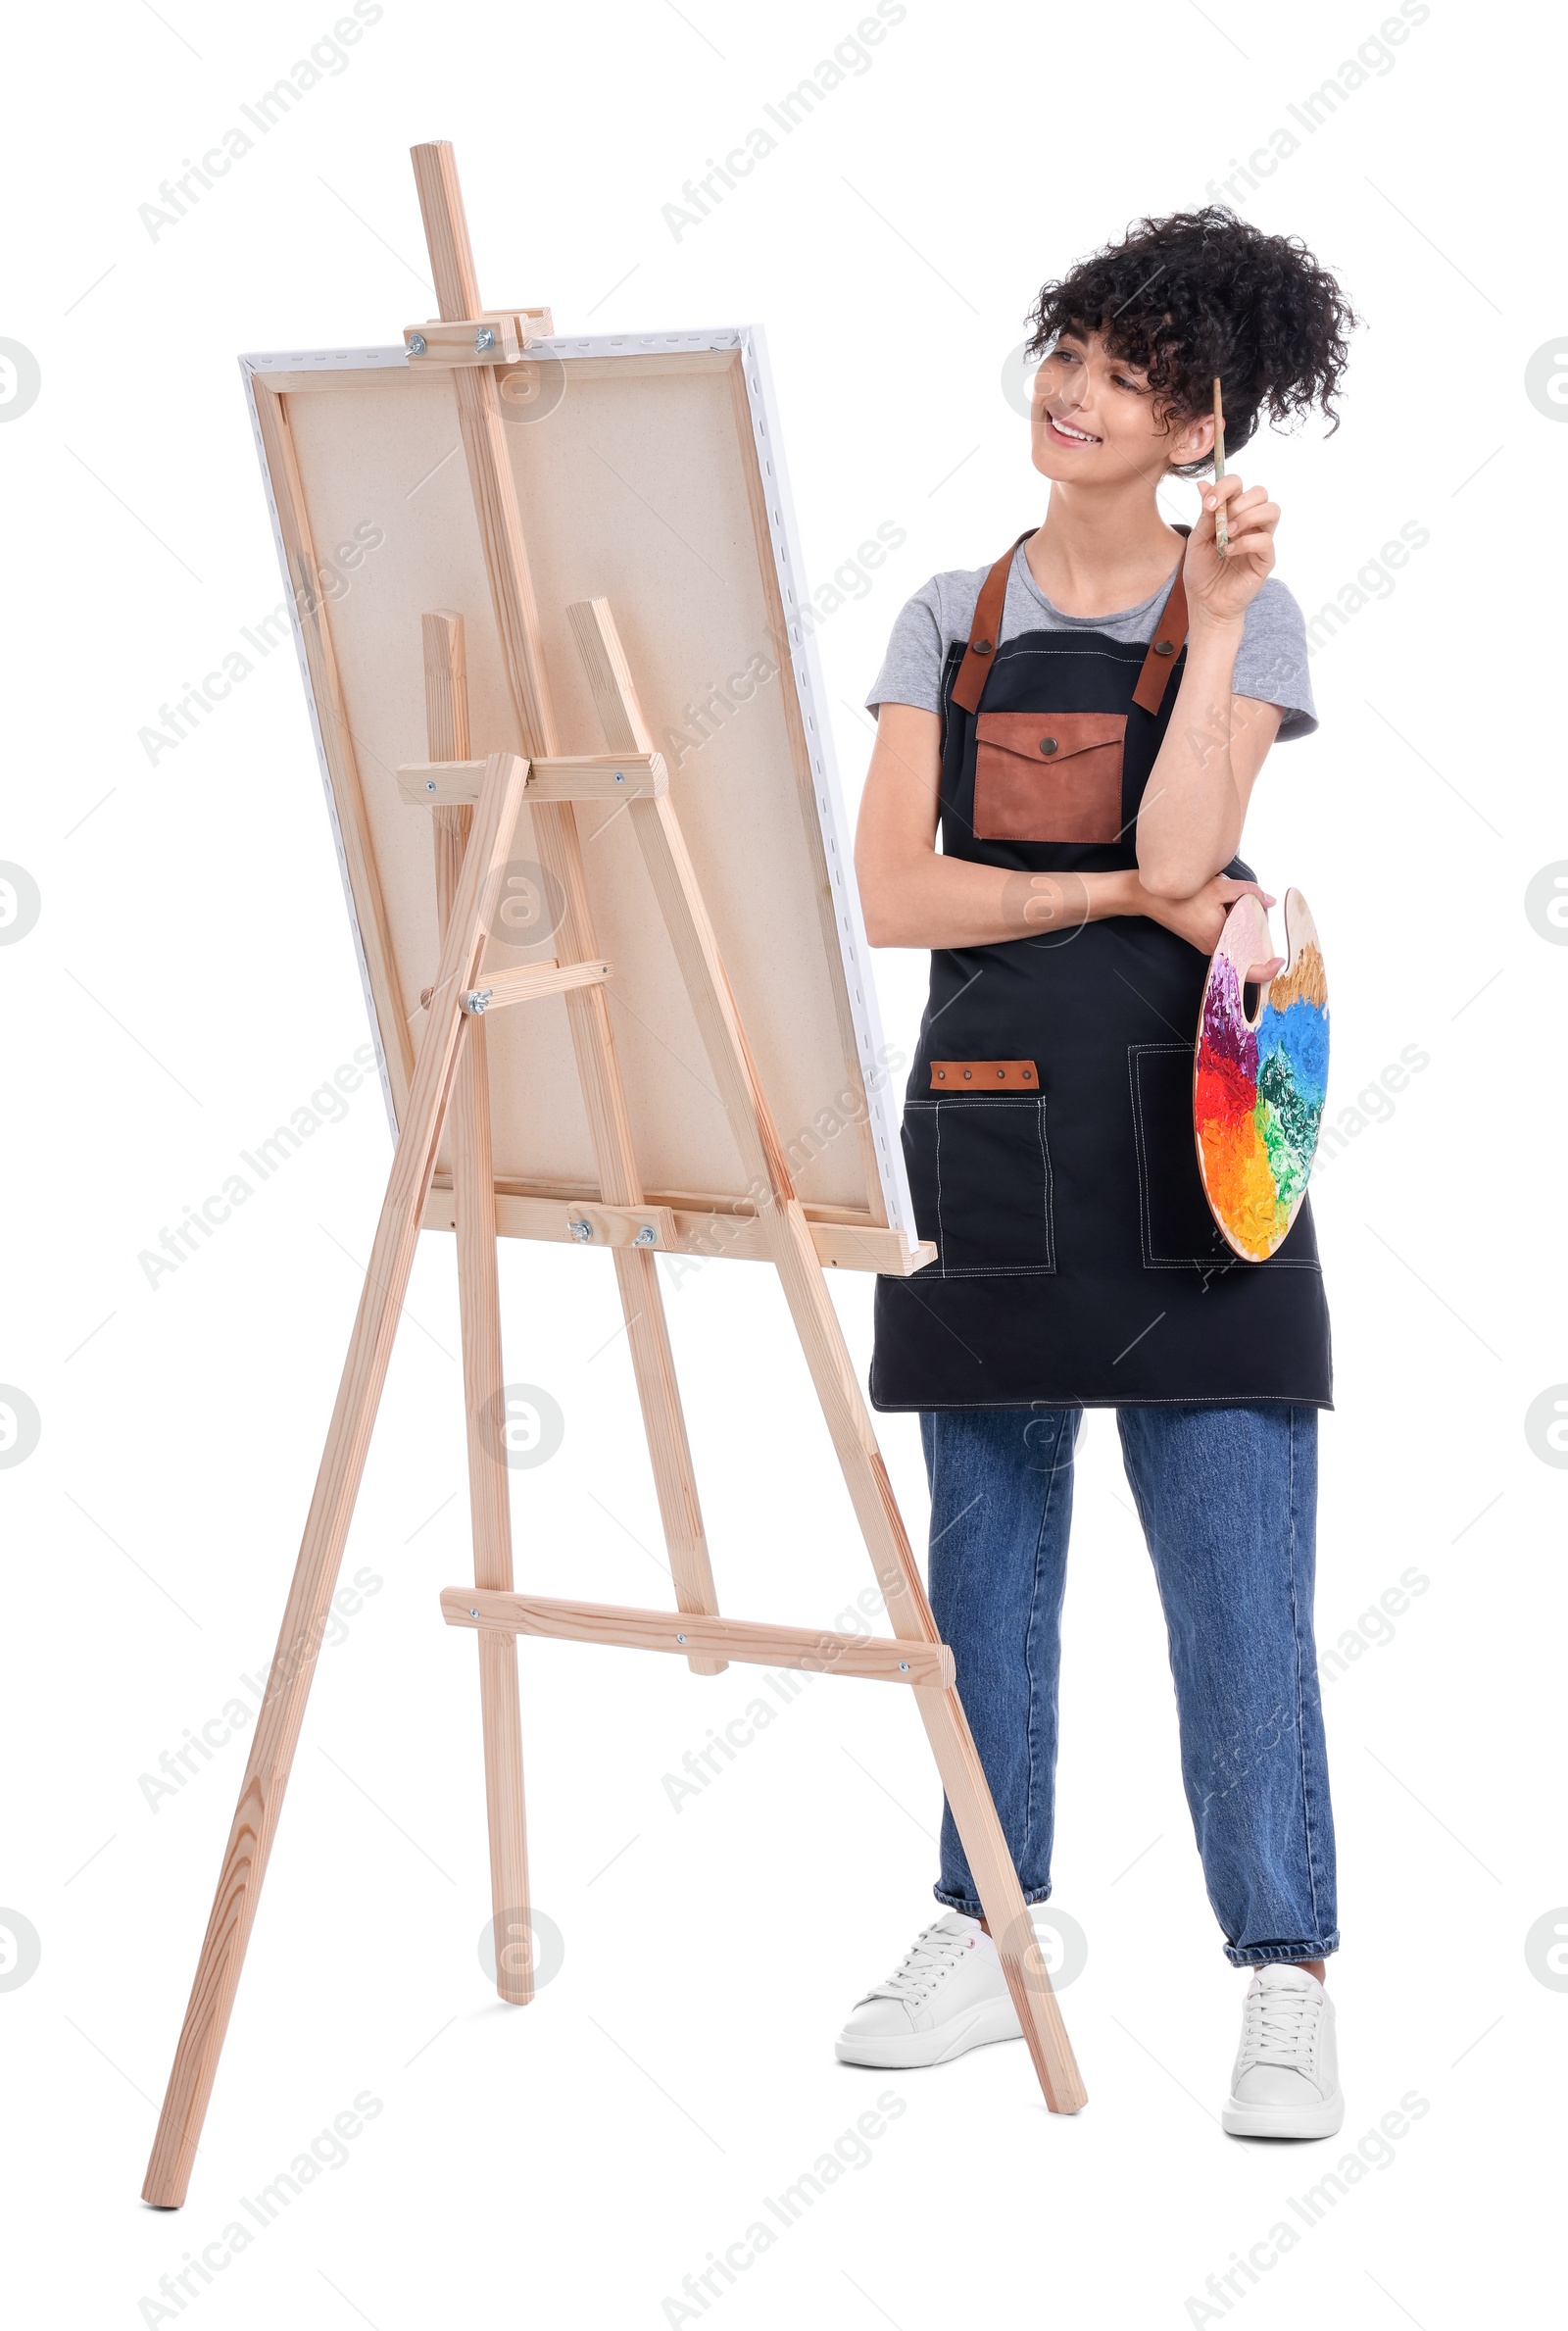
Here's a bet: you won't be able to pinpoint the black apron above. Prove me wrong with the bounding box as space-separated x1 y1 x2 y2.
870 531 1333 1413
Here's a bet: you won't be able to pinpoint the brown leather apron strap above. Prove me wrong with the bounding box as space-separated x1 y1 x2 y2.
1130 562 1190 715
950 530 1036 714
952 530 1191 719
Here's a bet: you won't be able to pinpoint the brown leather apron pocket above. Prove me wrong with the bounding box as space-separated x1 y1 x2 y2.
973 710 1126 843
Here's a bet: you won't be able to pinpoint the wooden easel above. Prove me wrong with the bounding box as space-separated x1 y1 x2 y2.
141 144 1084 2207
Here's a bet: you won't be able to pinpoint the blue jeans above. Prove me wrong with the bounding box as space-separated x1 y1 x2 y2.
920 1405 1338 1966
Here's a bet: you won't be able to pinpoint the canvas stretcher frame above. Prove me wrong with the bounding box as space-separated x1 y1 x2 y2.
237 305 926 1278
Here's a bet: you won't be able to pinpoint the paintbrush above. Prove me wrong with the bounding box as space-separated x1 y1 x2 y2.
1212 375 1228 558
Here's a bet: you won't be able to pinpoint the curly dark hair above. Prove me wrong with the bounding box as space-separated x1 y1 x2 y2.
1025 206 1359 477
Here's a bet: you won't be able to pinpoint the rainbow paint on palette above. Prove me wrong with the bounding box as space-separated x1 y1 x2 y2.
1194 889 1329 1262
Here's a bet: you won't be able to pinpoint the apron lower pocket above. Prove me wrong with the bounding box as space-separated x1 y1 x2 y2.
1128 1043 1236 1268
902 1096 1055 1275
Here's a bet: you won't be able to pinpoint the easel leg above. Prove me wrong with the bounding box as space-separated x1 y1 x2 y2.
427 617 531 2004
542 893 725 1675
770 1203 1086 2111
451 995 532 2001
143 753 531 2206
567 598 1087 2111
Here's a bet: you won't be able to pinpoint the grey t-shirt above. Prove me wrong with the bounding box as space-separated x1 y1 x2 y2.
866 542 1317 740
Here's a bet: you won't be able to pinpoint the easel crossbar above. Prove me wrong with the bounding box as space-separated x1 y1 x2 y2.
415 958 609 1017
466 960 610 1014
440 1588 956 1686
397 751 665 807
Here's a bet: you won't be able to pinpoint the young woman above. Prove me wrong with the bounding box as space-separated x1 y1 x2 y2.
839 208 1357 2139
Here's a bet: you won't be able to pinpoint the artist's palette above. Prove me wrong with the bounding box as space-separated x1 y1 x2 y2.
1194 889 1329 1262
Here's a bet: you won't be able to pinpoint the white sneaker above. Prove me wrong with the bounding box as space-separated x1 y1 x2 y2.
1222 1962 1345 2139
835 1911 1023 2069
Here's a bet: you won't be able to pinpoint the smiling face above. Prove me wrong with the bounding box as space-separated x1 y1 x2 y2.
1029 326 1213 489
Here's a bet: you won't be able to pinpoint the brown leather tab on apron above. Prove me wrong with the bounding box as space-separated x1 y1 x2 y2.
930 1060 1039 1089
950 530 1036 714
1130 564 1190 716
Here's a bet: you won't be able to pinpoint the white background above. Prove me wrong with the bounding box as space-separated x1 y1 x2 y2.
3 2 1563 2325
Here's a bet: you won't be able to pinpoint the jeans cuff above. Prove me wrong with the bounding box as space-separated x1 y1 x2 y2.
934 1883 1054 1917
1225 1936 1340 1967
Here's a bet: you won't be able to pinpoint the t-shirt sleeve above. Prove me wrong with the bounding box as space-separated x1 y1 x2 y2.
1234 576 1317 741
864 576 952 716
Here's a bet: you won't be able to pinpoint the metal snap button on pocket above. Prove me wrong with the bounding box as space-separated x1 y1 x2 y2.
1038 736 1057 756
